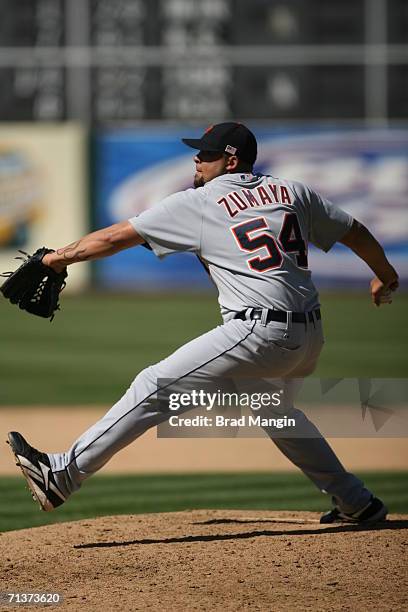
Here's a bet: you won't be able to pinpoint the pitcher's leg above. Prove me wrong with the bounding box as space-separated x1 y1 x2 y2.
48 365 171 497
270 416 372 513
257 378 372 513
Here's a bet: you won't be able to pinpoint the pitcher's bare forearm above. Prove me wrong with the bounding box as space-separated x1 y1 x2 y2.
340 220 398 285
42 221 144 272
340 219 399 306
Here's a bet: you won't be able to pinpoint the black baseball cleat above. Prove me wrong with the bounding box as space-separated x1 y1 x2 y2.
320 496 388 525
7 431 66 512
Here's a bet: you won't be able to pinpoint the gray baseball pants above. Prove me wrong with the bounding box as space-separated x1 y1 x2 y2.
48 310 372 513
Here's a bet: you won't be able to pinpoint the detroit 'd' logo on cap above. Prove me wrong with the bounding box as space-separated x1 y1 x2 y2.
225 144 237 155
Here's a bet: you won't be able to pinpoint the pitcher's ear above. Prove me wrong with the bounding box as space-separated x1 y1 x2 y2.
225 154 239 171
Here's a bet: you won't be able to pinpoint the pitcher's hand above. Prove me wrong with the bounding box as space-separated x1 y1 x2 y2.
370 275 399 307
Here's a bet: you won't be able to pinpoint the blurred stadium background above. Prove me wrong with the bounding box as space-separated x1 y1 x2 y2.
0 0 407 531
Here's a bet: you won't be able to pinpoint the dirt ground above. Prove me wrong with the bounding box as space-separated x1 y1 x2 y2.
1 409 407 610
1 509 407 611
1 408 407 474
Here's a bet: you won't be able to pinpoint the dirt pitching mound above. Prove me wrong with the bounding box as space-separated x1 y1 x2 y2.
1 510 407 611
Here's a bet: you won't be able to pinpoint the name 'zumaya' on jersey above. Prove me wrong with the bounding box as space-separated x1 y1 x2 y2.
217 182 292 218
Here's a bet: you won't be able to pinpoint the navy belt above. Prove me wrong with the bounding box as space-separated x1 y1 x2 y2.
234 308 321 324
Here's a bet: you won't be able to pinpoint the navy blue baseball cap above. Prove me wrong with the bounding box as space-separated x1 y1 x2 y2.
182 122 257 165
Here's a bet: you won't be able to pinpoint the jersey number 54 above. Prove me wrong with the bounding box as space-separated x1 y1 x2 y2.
231 213 308 273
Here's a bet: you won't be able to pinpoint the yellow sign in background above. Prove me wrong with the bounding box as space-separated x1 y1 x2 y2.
0 123 89 291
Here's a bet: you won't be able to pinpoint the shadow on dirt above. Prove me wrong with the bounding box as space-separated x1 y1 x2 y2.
74 519 408 549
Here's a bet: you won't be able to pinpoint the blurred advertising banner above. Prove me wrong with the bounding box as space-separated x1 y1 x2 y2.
94 126 408 289
0 124 89 291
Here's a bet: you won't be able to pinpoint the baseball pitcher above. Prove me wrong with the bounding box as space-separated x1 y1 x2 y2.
6 123 399 524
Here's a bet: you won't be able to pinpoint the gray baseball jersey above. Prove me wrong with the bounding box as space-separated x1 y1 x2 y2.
129 173 353 315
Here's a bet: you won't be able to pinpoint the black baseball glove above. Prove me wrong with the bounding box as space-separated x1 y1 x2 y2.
0 247 67 321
